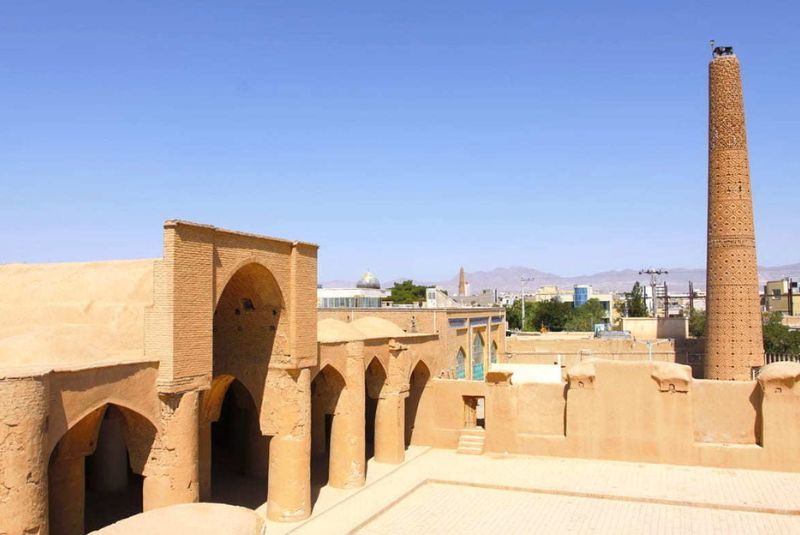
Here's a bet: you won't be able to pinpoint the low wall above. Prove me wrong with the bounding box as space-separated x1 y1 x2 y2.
506 335 677 367
622 317 688 340
414 360 800 472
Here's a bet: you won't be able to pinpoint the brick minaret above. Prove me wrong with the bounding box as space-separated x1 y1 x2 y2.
458 267 467 296
704 47 764 380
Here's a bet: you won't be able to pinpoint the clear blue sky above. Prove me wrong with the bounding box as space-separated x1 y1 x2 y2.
1 1 797 283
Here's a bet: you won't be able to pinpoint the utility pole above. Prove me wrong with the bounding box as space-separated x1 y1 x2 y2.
639 268 669 317
520 276 535 331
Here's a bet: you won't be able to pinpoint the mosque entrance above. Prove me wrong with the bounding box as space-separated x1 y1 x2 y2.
206 261 284 508
210 379 269 509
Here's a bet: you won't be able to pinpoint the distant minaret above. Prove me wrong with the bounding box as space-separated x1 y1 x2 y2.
704 46 764 380
458 267 468 296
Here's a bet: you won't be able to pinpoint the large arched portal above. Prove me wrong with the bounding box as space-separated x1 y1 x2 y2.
213 262 285 381
201 262 285 507
48 404 155 535
405 361 431 447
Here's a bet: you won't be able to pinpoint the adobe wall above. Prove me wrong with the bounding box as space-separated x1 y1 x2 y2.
622 317 689 340
0 361 162 535
506 335 677 366
413 360 800 472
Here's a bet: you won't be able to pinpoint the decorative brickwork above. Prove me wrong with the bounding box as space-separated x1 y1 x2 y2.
705 53 764 380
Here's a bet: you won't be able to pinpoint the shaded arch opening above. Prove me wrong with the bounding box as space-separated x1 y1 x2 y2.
48 404 155 535
491 341 499 364
364 358 387 461
310 365 346 494
209 378 269 508
405 361 431 447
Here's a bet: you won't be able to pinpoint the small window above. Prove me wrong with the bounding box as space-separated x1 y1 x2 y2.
241 298 256 312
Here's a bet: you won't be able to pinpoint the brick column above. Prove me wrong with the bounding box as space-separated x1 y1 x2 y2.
374 391 406 464
143 391 200 510
48 452 85 535
267 368 311 522
0 375 49 535
329 342 366 488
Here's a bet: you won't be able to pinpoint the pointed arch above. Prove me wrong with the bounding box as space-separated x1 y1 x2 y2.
405 360 432 446
365 357 387 400
214 261 286 385
455 347 466 380
472 333 485 381
48 403 157 533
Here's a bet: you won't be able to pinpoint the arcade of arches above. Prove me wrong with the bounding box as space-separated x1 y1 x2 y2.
0 222 500 534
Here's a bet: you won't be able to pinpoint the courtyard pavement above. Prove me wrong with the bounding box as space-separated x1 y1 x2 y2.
262 447 800 534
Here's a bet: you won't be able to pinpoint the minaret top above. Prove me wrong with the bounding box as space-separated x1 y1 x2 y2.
458 267 467 296
712 45 735 58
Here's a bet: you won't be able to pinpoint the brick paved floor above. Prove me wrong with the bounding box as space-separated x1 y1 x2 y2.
356 482 800 535
264 447 800 535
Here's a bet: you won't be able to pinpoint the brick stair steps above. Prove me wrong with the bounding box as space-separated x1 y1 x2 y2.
456 427 486 455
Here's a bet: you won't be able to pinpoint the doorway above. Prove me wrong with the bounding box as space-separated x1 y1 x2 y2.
463 396 485 429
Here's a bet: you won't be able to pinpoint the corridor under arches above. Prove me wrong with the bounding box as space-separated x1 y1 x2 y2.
48 404 154 535
310 365 347 493
209 378 269 509
405 361 432 447
364 358 387 462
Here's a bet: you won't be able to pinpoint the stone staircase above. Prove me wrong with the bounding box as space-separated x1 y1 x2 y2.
456 427 486 455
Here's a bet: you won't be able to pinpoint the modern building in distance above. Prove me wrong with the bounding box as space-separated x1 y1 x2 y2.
530 285 616 325
317 271 387 308
762 278 799 315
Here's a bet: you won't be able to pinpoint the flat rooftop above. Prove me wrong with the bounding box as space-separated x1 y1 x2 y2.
265 448 800 534
0 259 156 369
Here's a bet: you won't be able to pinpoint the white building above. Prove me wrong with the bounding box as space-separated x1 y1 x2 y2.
318 272 387 308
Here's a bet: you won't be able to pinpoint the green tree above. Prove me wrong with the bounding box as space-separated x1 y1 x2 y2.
387 280 428 305
527 299 573 332
689 309 706 337
504 299 523 330
565 298 607 331
762 312 800 354
621 282 649 317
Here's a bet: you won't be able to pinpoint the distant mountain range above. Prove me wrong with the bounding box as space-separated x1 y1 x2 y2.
321 263 800 294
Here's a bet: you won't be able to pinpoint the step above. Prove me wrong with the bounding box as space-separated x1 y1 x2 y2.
456 427 486 455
